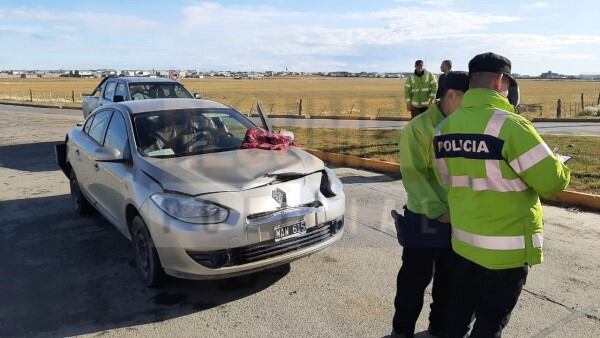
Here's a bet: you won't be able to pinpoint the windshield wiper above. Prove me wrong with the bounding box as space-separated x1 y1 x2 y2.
171 146 242 157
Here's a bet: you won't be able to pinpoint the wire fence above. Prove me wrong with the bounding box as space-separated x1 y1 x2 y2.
1 86 600 120
0 87 83 106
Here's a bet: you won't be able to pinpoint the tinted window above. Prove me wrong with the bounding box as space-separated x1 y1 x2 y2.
83 115 95 134
133 108 254 157
88 110 113 144
129 83 193 100
104 112 129 154
103 82 117 100
115 83 127 99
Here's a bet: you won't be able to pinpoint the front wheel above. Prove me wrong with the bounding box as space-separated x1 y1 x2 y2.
132 216 165 287
69 171 93 215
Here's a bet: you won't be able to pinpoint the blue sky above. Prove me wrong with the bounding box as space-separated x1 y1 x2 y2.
1 0 599 74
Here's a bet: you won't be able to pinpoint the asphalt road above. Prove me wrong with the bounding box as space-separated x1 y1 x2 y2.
1 109 599 337
1 103 599 136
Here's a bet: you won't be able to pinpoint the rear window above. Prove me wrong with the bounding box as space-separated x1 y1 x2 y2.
129 83 193 100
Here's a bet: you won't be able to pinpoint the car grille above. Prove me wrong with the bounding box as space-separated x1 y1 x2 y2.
187 218 343 269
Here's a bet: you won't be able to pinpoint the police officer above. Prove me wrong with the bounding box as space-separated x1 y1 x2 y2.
436 60 452 99
404 60 438 119
391 72 470 338
432 52 571 338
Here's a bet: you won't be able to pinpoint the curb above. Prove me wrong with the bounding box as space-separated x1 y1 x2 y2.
543 191 600 211
0 101 82 110
306 149 600 212
305 149 401 177
307 115 374 120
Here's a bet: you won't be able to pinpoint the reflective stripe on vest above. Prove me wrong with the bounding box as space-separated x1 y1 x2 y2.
453 227 525 250
532 233 543 248
510 142 553 174
434 110 528 192
449 175 527 192
453 228 544 250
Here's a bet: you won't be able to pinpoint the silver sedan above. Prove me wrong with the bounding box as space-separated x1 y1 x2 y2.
56 98 345 286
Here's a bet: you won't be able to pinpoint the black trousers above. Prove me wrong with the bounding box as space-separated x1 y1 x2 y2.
393 247 453 337
409 106 428 119
444 253 528 338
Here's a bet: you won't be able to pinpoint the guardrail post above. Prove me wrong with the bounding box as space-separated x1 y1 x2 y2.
29 89 33 102
556 99 562 118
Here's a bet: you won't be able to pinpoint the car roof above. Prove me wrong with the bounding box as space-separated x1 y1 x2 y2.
109 98 231 115
106 77 180 84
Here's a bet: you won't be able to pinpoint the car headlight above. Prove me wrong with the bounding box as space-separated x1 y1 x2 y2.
150 193 229 224
321 167 344 197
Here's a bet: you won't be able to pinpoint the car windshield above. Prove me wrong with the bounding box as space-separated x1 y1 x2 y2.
129 82 193 100
133 108 255 158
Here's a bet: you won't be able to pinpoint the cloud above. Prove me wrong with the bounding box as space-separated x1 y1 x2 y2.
0 2 599 73
393 0 454 6
521 2 550 10
0 8 158 31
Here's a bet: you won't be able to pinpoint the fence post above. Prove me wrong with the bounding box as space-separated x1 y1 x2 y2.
72 90 75 103
569 102 572 117
581 93 584 112
556 99 562 118
29 89 33 102
297 98 303 116
597 92 600 106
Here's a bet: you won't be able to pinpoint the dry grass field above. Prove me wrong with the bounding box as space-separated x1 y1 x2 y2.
1 77 599 119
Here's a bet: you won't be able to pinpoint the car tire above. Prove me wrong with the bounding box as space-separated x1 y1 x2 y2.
69 171 93 215
132 216 165 287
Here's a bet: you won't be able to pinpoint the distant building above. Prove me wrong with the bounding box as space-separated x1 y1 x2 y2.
327 71 350 77
578 74 600 80
541 70 561 79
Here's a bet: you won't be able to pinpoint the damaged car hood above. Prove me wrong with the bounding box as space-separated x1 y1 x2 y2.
139 147 325 195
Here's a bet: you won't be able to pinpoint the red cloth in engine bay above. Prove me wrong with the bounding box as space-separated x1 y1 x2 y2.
241 127 295 150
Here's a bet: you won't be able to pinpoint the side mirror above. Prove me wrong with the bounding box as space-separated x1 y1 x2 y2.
194 93 202 99
113 95 125 103
279 129 295 141
93 146 125 162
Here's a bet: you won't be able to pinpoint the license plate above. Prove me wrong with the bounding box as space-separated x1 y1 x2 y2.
274 221 307 242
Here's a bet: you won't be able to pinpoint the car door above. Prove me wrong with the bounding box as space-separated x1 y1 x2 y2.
75 109 113 198
69 114 95 193
101 81 117 106
92 109 134 231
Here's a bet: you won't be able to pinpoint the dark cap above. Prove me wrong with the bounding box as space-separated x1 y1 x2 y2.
445 71 470 94
468 52 516 86
415 59 424 66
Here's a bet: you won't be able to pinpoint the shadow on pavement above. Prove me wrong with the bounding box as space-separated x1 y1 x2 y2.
380 331 437 338
0 194 288 337
0 141 62 172
340 174 397 185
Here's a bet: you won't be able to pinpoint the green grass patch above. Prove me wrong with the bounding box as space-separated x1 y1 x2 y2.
277 126 600 195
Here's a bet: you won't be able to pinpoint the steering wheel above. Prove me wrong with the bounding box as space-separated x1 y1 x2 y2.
184 130 217 152
148 132 170 148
